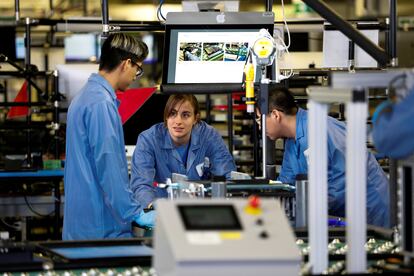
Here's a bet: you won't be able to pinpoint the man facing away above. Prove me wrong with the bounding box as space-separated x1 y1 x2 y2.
63 33 155 240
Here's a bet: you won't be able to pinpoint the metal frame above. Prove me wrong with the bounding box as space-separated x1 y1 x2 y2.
307 68 414 273
0 171 63 240
399 156 414 262
302 0 395 67
308 86 368 273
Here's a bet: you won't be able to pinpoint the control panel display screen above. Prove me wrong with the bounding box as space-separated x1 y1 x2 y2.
178 205 242 230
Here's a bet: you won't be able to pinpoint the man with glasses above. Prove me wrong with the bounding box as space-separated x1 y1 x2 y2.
130 60 144 78
256 88 390 227
63 33 155 240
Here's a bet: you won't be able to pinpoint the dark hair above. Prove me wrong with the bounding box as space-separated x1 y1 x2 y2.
99 33 148 72
164 94 200 126
268 88 298 116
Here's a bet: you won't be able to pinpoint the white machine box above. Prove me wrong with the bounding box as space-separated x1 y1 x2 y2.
154 198 301 276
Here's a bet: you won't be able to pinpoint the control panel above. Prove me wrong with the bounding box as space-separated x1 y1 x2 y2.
154 197 301 276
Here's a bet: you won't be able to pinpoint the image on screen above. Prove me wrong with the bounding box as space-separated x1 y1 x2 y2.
178 205 242 230
179 42 202 61
224 42 249 61
201 43 224 61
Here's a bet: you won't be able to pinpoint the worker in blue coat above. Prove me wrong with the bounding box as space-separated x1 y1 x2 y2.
372 85 414 159
63 33 154 240
256 88 389 227
131 94 236 209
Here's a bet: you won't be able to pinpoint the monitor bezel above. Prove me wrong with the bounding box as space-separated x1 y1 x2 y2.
161 12 274 94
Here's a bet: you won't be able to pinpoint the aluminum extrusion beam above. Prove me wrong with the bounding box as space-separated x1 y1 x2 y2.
389 0 397 66
330 69 414 89
346 89 368 273
308 98 328 274
308 86 368 273
101 0 109 37
302 0 389 66
15 0 20 21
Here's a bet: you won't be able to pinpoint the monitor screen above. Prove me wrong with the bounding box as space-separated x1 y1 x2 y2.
142 33 156 64
88 33 156 64
170 31 253 83
15 37 25 59
51 245 153 260
0 26 16 60
161 12 274 93
64 33 99 61
178 205 242 230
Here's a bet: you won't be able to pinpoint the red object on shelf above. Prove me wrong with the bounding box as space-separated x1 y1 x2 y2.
116 87 157 124
6 81 29 119
213 104 246 111
212 92 248 111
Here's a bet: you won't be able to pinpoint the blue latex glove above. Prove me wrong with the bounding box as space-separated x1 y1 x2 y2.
134 210 156 229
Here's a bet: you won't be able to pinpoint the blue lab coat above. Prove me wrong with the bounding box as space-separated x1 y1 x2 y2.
63 73 141 240
373 87 414 159
277 108 390 227
130 121 236 208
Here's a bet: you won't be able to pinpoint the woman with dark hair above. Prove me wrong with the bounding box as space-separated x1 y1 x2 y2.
131 94 236 209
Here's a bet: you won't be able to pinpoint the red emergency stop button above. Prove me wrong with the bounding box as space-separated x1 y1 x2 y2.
249 195 260 208
245 195 262 215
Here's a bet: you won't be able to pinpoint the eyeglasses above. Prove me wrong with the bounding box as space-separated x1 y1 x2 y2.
130 60 144 78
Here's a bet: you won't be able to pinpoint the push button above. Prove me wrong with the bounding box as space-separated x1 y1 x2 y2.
259 231 269 239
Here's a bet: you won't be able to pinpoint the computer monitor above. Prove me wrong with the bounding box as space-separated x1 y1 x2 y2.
15 36 25 59
0 26 16 60
64 33 99 62
161 12 274 94
39 240 152 266
89 33 156 64
142 33 157 64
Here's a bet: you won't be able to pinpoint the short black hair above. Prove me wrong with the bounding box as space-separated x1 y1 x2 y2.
99 33 148 72
268 88 298 116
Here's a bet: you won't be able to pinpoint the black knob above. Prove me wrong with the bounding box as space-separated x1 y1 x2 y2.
259 231 269 239
256 218 264 225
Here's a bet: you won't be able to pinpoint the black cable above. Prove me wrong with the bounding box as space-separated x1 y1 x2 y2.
157 0 166 22
0 218 20 231
23 193 54 217
387 73 407 99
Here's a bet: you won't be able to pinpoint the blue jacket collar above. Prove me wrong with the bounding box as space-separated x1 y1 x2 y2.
162 123 203 170
89 73 117 102
295 108 307 141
